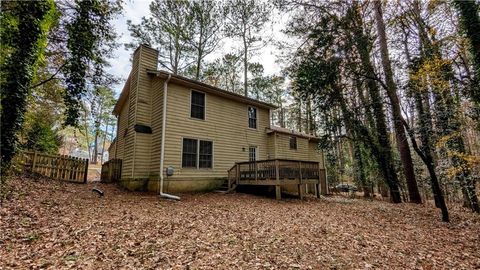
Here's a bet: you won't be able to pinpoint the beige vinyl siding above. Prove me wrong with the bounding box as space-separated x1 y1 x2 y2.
135 46 156 126
308 141 324 164
114 97 129 160
108 140 116 159
149 78 164 175
130 46 157 178
269 133 323 167
121 49 139 178
266 134 276 159
121 46 158 179
161 82 270 179
274 133 309 160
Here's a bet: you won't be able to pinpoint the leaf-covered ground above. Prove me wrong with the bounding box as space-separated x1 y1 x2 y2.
1 176 479 269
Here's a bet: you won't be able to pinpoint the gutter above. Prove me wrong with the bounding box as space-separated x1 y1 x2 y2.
158 74 180 200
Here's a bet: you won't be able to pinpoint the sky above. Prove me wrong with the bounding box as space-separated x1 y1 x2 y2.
107 0 289 97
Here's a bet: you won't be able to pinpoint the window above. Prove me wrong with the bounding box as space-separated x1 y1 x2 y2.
249 146 257 161
182 138 213 168
248 107 257 129
199 140 213 168
191 91 205 119
182 139 197 168
289 136 297 150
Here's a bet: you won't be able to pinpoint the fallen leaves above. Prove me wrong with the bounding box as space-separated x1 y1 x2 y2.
1 175 479 269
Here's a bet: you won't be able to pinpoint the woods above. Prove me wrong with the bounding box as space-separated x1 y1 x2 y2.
1 0 479 222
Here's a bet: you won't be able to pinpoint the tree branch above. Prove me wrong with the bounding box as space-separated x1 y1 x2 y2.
30 63 66 89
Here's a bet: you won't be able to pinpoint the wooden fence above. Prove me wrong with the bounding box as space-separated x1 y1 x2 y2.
101 159 122 182
16 151 89 183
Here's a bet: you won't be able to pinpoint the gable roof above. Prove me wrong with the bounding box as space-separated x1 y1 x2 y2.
147 69 277 110
113 72 132 116
113 69 277 116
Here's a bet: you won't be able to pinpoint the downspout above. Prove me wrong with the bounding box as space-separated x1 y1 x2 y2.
158 74 180 200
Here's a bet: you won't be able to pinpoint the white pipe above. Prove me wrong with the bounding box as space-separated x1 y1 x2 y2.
158 74 180 200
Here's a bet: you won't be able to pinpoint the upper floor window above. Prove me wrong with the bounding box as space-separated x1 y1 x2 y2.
289 136 297 150
248 106 257 129
191 91 205 119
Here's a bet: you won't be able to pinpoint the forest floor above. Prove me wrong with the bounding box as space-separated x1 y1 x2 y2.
1 176 479 269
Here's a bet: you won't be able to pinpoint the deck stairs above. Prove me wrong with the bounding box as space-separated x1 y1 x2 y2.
213 164 238 193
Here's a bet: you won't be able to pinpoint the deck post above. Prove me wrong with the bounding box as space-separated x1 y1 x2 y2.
317 162 322 198
275 159 281 200
298 161 303 200
236 163 239 185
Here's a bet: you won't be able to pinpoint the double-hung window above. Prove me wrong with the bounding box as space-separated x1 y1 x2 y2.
191 91 205 120
248 106 257 129
182 138 213 168
182 139 197 168
199 140 213 168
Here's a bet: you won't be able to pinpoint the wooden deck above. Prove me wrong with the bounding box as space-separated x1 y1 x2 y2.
227 159 327 199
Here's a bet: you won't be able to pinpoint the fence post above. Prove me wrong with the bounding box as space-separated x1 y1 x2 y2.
31 151 38 173
83 159 89 184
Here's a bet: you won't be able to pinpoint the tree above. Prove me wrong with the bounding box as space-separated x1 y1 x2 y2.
264 76 287 127
404 0 479 214
224 0 270 97
373 0 421 203
87 86 116 164
406 57 450 222
127 0 192 74
347 1 402 202
189 0 223 79
453 0 480 105
203 53 242 93
128 0 223 79
23 119 63 155
63 0 121 127
0 0 57 171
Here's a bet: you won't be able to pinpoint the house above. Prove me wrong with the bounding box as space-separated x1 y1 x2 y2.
103 45 327 199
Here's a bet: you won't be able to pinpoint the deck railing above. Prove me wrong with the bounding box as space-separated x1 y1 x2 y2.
228 159 325 186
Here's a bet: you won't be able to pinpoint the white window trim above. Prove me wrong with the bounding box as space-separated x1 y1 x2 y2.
247 106 258 130
189 90 207 121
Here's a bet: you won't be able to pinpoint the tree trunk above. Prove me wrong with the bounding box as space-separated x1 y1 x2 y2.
243 36 248 97
454 0 480 88
82 106 91 163
93 128 98 164
374 0 421 203
351 3 401 203
100 120 109 164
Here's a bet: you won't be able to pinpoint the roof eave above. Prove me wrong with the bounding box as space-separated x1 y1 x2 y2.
266 128 321 141
112 73 132 116
148 69 278 110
